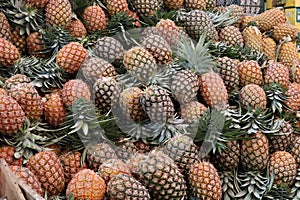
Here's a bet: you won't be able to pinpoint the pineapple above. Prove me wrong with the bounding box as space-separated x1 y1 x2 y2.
240 14 254 30
240 131 269 171
214 56 240 93
0 11 11 41
170 69 199 104
254 8 286 32
98 159 131 183
141 34 172 64
0 38 20 67
164 0 184 10
264 61 290 88
66 18 87 38
26 32 47 58
0 94 25 136
189 161 222 200
273 23 299 42
10 165 44 195
115 141 138 161
107 173 150 200
140 85 175 123
184 0 206 10
132 0 161 17
239 84 267 110
60 79 91 108
223 4 244 25
269 151 297 186
0 145 23 166
106 0 129 15
138 151 187 199
155 19 180 47
237 60 263 86
262 36 277 61
82 56 117 82
66 169 106 200
3 74 30 90
123 46 157 83
0 88 8 96
82 5 107 32
24 0 49 8
93 36 125 63
8 83 43 121
285 82 300 111
205 0 216 10
278 41 299 68
26 151 65 196
86 143 118 171
219 25 244 47
242 25 263 52
45 0 72 27
56 42 88 74
269 120 294 153
180 101 207 123
291 136 300 164
10 27 26 53
44 91 66 127
59 151 88 183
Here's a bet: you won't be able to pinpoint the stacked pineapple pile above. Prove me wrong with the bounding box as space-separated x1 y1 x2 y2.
0 0 300 199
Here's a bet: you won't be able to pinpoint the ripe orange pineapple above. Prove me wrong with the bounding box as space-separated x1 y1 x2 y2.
262 36 276 61
243 25 263 52
0 11 11 41
66 18 87 38
155 19 179 47
285 82 300 111
239 84 267 110
24 0 49 8
240 15 254 30
44 91 66 127
180 101 207 123
66 169 106 199
98 159 131 183
254 8 286 32
184 0 206 10
219 26 244 47
10 28 26 54
26 32 47 58
164 0 184 10
273 23 299 42
83 5 107 32
278 41 299 68
0 38 20 67
45 0 72 27
106 0 129 15
264 62 290 88
26 151 65 196
56 42 88 74
0 145 23 165
237 60 263 86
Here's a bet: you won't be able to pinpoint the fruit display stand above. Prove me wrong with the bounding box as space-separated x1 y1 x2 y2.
0 159 44 200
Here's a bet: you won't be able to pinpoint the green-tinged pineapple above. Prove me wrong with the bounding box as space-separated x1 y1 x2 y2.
242 25 263 52
106 0 129 15
141 34 172 64
59 151 88 183
107 173 150 200
93 36 124 63
123 46 157 83
0 95 25 136
278 41 299 68
60 79 91 108
138 151 187 199
56 42 88 74
10 165 44 195
82 56 117 82
162 135 200 174
240 131 269 171
239 84 267 110
180 101 207 123
264 61 290 88
0 38 20 67
132 0 161 17
93 76 120 114
10 27 26 53
213 140 240 172
262 36 277 61
119 87 147 122
86 143 118 171
164 0 184 10
184 0 206 10
44 91 66 127
26 151 65 196
66 18 87 38
285 82 300 111
269 151 297 186
273 23 299 42
45 0 72 27
140 85 175 123
237 60 263 86
98 159 131 183
254 8 286 32
189 161 222 200
0 11 11 40
83 5 107 32
214 56 240 93
171 69 199 104
269 120 294 153
0 145 23 165
26 32 47 58
155 19 180 47
219 26 244 47
8 83 43 121
66 169 106 200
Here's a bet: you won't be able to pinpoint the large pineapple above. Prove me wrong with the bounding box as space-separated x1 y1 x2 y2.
0 145 23 166
106 0 129 15
82 5 107 31
262 36 277 61
155 19 180 47
273 23 299 42
132 0 161 17
239 84 267 110
24 0 49 8
269 120 294 153
180 101 207 123
66 169 106 200
66 18 87 38
164 0 184 10
278 41 299 68
242 25 263 52
43 91 66 127
26 151 65 196
285 82 300 111
254 8 286 32
45 0 72 27
219 26 244 47
0 38 20 67
184 0 206 10
0 11 11 40
237 60 263 86
264 61 290 88
98 158 131 183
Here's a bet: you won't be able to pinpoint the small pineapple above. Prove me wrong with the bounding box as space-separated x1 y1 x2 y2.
56 42 88 74
254 8 286 32
273 23 299 42
239 84 267 110
278 41 299 68
242 25 263 52
237 60 263 86
219 26 244 47
66 18 87 38
83 5 107 32
262 36 277 61
45 0 72 27
0 38 20 67
26 151 65 196
106 0 129 15
66 169 106 200
43 91 66 127
0 11 11 41
180 101 207 123
98 159 131 183
264 61 290 88
0 145 23 166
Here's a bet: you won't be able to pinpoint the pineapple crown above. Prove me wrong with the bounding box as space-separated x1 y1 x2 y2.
206 8 238 28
